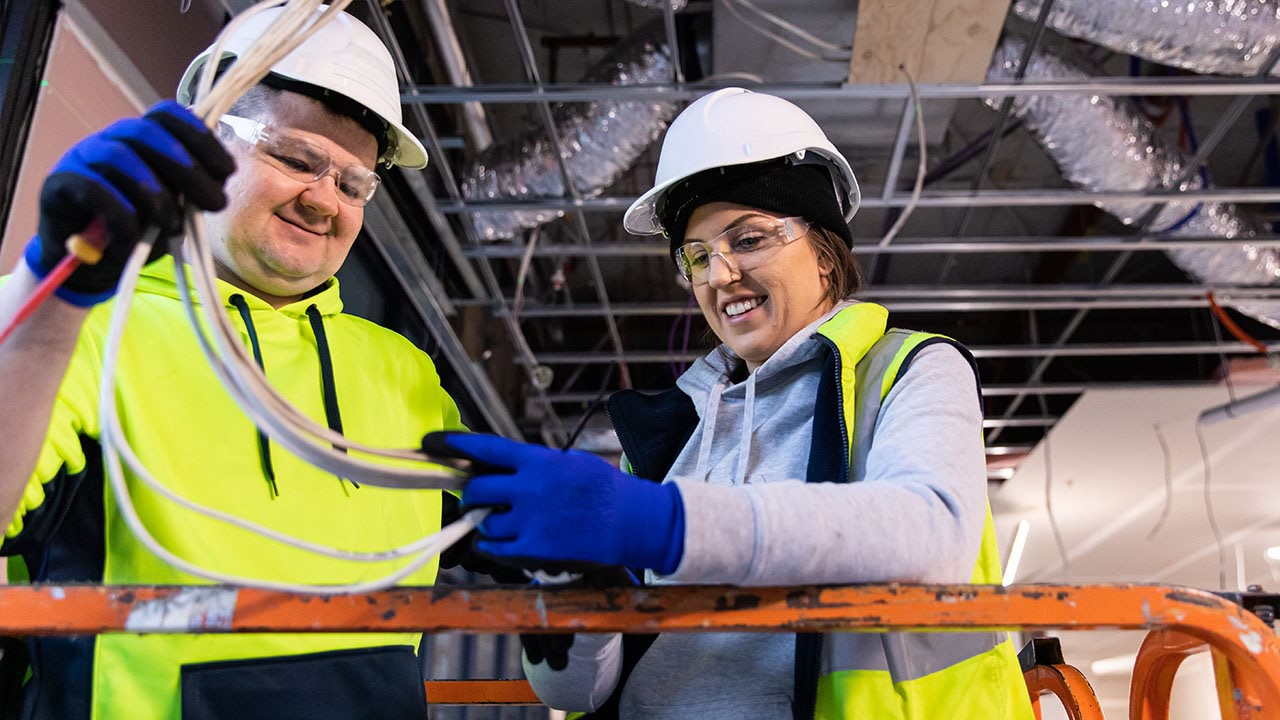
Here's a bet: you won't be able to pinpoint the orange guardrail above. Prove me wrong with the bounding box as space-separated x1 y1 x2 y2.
0 583 1276 718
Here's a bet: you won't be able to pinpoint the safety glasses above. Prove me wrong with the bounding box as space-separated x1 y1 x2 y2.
219 114 380 207
674 216 811 285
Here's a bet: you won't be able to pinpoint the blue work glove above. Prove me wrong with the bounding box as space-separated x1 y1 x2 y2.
423 432 686 575
28 100 235 306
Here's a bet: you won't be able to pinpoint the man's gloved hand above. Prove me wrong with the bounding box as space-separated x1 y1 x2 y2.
438 492 532 584
27 100 235 306
422 432 686 575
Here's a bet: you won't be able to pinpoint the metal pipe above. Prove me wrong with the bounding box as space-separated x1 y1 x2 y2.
1200 384 1280 426
880 99 916 203
359 0 486 300
432 186 1280 213
476 282 1280 300
523 341 1280 365
545 381 1226 404
460 236 1280 258
501 0 633 396
400 77 1280 103
421 0 494 151
360 0 566 437
483 296 1280 316
983 417 1058 428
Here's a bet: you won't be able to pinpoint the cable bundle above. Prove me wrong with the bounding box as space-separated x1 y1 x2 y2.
97 0 486 594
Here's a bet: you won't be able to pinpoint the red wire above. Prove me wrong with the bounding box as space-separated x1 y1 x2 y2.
1206 292 1269 354
0 254 82 348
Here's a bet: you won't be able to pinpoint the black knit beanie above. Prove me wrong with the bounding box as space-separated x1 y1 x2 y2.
657 159 853 261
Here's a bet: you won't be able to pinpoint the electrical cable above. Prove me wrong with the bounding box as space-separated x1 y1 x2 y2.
1043 433 1071 582
91 0 484 593
719 0 848 63
1145 422 1174 542
511 226 541 321
1196 417 1228 591
1207 291 1269 355
0 255 81 348
726 0 851 56
99 238 489 592
878 65 926 248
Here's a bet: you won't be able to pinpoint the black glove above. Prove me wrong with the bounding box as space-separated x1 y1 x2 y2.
519 565 636 673
521 633 574 672
439 492 531 584
28 100 235 306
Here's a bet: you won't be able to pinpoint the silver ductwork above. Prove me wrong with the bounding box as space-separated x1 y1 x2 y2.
460 24 678 240
625 0 688 10
1013 0 1280 76
987 31 1280 326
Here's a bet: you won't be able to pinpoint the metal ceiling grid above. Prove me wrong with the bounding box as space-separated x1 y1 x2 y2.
349 0 1280 463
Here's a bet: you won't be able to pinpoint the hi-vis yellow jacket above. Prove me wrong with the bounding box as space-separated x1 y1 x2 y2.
603 303 1034 720
2 261 464 720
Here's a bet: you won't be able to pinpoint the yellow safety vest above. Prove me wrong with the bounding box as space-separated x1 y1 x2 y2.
812 303 1033 719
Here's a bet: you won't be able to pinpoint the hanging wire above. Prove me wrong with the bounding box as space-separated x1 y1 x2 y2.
1043 433 1071 581
1196 418 1228 590
878 65 927 248
1145 422 1174 541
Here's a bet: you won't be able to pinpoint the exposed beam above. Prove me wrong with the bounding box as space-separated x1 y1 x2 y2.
432 187 1280 213
461 236 1280 258
400 77 1280 104
523 342 1280 365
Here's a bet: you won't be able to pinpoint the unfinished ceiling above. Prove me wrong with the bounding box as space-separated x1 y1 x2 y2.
285 0 1280 471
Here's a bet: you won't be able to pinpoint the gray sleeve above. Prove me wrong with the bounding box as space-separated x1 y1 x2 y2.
663 343 988 585
521 632 623 711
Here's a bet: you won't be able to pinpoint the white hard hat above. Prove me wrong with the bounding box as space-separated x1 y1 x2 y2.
177 6 428 169
624 87 860 236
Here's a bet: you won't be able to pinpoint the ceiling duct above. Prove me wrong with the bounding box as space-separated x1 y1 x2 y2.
460 23 678 241
625 0 688 10
987 30 1280 327
1012 0 1280 76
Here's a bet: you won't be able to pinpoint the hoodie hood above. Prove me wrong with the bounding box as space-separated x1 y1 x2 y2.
136 258 352 496
136 259 344 318
672 300 858 485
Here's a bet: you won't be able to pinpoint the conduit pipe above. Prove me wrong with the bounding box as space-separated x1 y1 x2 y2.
459 23 677 240
1013 0 1280 77
422 0 493 151
987 29 1280 327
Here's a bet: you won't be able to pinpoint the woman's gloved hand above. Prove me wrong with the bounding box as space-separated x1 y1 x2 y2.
423 432 686 575
27 100 235 306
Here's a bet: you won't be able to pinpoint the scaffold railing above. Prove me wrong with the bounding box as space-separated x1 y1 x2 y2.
1 583 1276 717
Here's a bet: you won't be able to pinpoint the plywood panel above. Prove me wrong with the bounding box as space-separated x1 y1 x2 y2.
848 0 1012 84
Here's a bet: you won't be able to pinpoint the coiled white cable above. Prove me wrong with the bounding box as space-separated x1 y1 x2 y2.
95 0 489 593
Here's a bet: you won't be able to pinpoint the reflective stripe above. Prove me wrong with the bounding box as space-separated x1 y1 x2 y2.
823 631 1005 682
848 329 914 482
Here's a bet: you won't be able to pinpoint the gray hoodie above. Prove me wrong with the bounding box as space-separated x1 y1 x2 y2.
524 302 988 717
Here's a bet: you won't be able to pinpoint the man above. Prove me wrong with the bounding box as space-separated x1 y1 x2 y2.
0 8 463 719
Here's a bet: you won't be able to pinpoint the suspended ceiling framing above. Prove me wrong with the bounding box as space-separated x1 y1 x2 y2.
204 0 1280 468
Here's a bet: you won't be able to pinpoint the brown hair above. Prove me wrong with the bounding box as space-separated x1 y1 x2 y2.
808 225 862 304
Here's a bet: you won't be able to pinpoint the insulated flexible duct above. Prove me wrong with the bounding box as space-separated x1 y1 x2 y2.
460 24 677 240
626 0 688 10
1013 0 1280 76
987 31 1280 326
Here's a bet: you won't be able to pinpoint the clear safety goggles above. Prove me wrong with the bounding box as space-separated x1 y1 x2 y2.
219 114 381 207
674 216 811 285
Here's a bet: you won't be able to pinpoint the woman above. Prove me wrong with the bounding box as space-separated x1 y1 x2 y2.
430 88 1033 720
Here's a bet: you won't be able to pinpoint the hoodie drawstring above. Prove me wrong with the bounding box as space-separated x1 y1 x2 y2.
693 382 725 481
229 294 279 498
306 304 358 489
733 372 757 486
